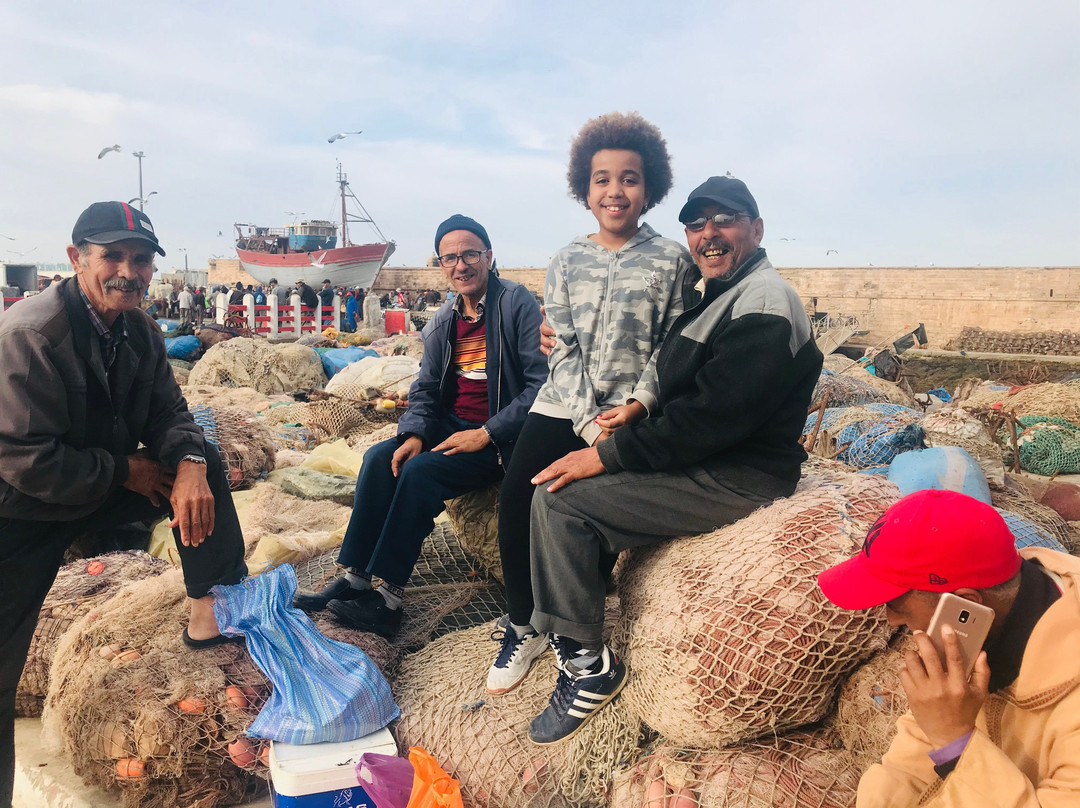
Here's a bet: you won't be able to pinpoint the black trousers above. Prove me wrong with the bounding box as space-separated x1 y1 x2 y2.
0 445 246 807
498 414 590 626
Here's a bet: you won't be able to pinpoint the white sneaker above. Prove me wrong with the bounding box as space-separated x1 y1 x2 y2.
486 625 548 694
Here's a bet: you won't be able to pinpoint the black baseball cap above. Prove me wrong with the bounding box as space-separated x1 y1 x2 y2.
71 201 166 256
678 176 759 223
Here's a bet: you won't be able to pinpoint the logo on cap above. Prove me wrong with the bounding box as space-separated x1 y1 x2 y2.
862 516 886 557
929 573 949 585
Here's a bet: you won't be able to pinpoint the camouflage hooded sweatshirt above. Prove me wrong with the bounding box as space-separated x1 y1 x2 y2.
531 222 694 445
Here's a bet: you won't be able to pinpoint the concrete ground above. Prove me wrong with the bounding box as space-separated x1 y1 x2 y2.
14 718 273 808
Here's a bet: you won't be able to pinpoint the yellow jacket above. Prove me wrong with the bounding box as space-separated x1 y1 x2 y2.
857 548 1080 807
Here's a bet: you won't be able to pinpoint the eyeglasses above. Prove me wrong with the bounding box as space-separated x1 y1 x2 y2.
683 212 745 232
437 249 488 268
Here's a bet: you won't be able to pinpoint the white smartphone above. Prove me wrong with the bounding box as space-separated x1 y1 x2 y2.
926 593 995 677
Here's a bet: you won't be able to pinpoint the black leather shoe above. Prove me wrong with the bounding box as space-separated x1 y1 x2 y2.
327 589 404 639
292 575 367 612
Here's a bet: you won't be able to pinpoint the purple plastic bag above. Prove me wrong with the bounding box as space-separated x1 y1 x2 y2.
356 752 415 808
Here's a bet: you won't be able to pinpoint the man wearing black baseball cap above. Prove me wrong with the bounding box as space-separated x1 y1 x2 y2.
0 202 248 805
818 489 1080 806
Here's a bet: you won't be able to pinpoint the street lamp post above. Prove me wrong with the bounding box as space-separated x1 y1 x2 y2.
178 248 189 272
98 147 148 210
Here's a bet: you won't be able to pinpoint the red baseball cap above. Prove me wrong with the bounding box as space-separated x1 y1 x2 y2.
817 489 1021 610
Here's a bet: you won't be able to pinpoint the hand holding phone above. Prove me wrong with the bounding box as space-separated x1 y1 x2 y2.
927 593 995 678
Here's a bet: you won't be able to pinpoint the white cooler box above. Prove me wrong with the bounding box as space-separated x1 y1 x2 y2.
268 727 399 808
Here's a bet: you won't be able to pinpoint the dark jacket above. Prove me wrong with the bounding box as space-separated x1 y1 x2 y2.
597 249 822 482
0 279 206 520
396 273 547 467
297 283 319 309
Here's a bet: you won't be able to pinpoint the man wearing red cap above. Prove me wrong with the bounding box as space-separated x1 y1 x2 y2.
818 489 1080 807
0 202 248 806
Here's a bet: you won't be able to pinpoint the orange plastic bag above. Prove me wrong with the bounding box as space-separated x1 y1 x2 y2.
406 746 463 808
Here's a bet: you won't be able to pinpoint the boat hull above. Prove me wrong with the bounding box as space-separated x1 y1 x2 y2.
236 242 395 289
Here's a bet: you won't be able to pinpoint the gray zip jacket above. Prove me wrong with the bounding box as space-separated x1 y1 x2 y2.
532 222 693 444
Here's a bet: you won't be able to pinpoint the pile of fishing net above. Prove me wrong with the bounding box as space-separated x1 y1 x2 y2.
395 621 641 808
42 568 270 808
238 482 352 569
188 337 327 394
445 483 504 584
609 728 863 808
181 384 289 415
610 472 899 749
295 522 508 678
324 354 420 395
955 380 1080 424
944 326 1080 356
990 483 1079 553
833 636 912 768
368 333 426 361
817 356 915 408
999 416 1080 476
167 358 190 385
261 383 404 442
16 551 171 718
188 404 276 489
920 407 1005 487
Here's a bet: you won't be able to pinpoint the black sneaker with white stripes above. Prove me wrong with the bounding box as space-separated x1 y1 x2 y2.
527 645 626 744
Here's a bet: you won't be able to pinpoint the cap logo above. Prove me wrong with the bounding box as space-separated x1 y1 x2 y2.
929 573 948 585
140 221 154 234
862 516 885 557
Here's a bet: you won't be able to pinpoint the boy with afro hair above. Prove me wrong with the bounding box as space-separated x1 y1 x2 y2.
487 111 695 697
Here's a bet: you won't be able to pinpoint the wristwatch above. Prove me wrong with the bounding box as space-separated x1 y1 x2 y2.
180 454 207 466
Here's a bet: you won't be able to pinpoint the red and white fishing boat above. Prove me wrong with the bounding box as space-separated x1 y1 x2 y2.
234 164 395 289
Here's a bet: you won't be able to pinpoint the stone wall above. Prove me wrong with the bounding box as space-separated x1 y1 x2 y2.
372 267 546 296
777 266 1080 348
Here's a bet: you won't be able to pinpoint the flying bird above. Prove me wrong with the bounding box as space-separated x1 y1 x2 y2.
308 251 328 269
98 144 122 159
327 131 362 143
825 249 839 256
128 191 158 204
779 237 795 242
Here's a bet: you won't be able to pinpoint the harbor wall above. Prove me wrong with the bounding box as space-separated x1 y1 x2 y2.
375 265 1080 349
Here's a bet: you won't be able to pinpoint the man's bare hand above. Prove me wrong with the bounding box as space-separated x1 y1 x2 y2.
391 436 424 477
539 306 556 357
595 401 647 434
531 447 606 493
124 451 174 508
432 428 490 456
169 461 215 548
901 626 990 748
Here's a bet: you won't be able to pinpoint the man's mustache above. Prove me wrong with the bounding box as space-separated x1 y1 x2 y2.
104 278 145 293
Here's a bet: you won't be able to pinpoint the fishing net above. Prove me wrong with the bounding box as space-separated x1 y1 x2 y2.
945 327 1080 356
347 422 399 454
238 482 351 570
16 551 172 718
812 369 893 409
188 337 327 394
998 416 1080 476
920 407 1005 487
445 483 504 584
834 411 924 469
818 357 915 407
293 522 507 656
997 510 1069 552
804 404 913 437
956 380 1080 424
188 404 276 489
611 474 899 750
609 728 862 808
990 484 1078 553
834 636 913 768
180 384 288 415
368 334 426 361
324 355 421 396
42 569 271 808
168 359 190 386
395 621 641 808
261 385 402 442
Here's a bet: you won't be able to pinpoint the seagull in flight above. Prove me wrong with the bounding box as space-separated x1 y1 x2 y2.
128 191 158 205
779 237 795 242
308 251 328 269
826 249 839 256
327 131 362 143
98 144 122 159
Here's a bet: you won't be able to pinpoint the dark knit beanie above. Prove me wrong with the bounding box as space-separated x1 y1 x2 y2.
434 214 491 253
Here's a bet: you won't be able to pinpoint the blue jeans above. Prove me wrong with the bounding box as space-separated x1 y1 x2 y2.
337 414 502 587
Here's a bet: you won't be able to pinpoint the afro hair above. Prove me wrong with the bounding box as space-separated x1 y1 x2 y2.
567 111 673 213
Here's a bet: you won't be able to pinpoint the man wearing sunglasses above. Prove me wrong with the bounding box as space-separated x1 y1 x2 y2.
294 214 546 638
524 176 824 744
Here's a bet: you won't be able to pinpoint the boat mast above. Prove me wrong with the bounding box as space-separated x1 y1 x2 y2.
338 160 350 247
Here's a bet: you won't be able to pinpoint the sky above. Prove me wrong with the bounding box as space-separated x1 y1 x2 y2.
1 0 1077 272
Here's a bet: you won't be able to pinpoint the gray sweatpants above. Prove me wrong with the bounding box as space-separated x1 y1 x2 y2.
529 462 794 644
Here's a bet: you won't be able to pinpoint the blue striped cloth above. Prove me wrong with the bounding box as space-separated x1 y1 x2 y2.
211 565 401 744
